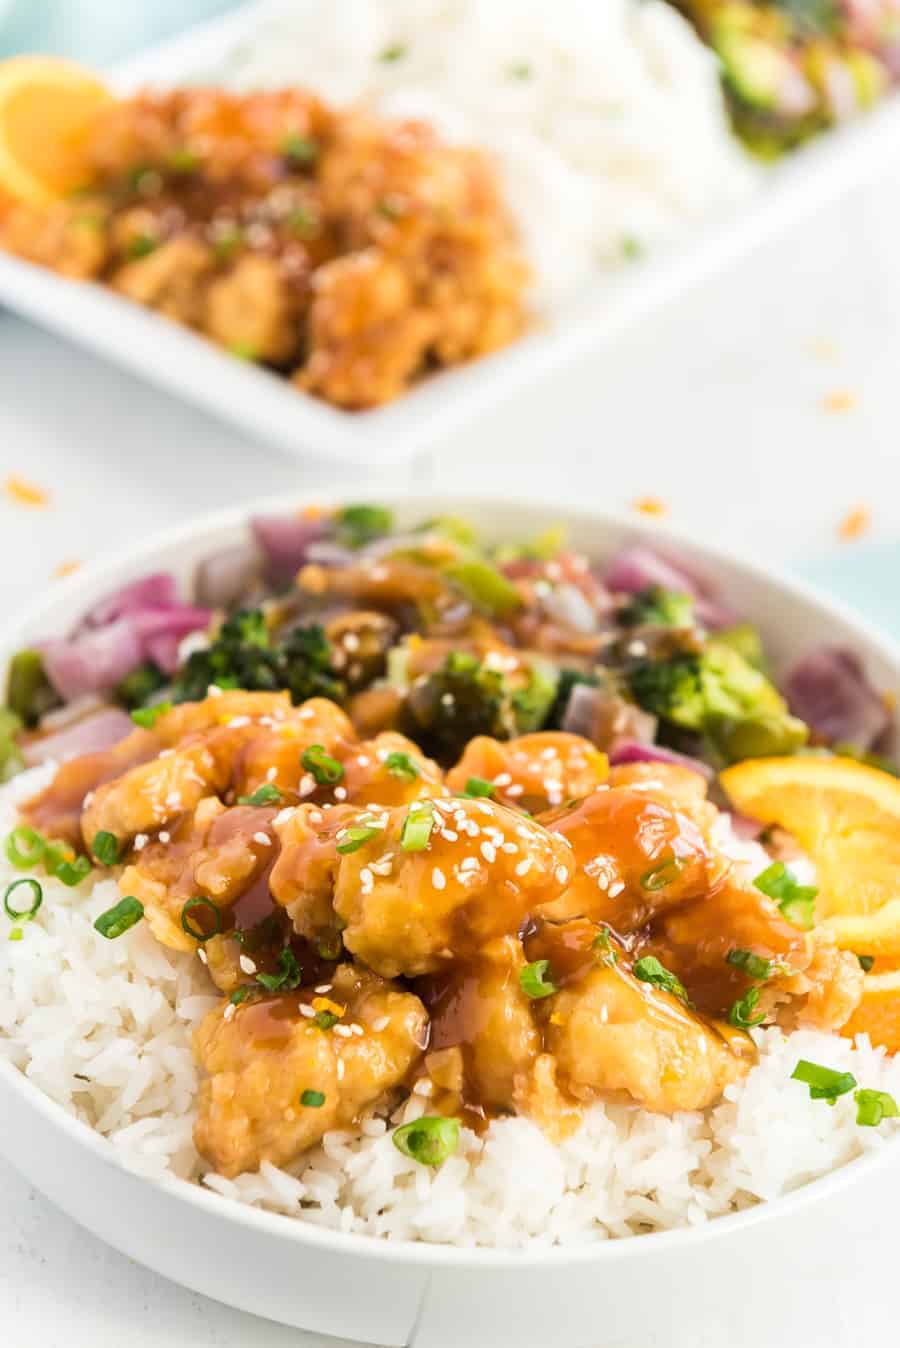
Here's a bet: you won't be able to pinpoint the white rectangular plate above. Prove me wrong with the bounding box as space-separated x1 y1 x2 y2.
2 0 900 465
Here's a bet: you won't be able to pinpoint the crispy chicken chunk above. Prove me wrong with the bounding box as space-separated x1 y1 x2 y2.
539 785 730 931
271 796 573 978
545 961 754 1113
22 726 160 847
111 237 215 325
204 254 303 364
193 964 428 1176
447 731 608 813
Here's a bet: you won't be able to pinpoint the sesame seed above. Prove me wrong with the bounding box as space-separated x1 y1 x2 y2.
413 1078 433 1096
480 841 497 863
501 841 518 854
133 833 148 851
432 866 446 890
555 865 570 885
514 858 532 877
308 810 324 824
493 773 512 787
299 1003 316 1019
266 766 278 782
506 784 524 797
253 831 271 846
460 856 480 872
627 639 648 658
273 807 295 827
343 632 360 652
441 829 458 842
158 831 171 844
356 755 371 768
207 685 223 698
441 693 455 708
351 1023 364 1036
540 747 559 761
299 774 316 797
334 1024 352 1038
314 984 333 994
334 786 348 801
239 955 257 975
372 1015 390 1032
337 1058 345 1079
198 948 208 964
224 1002 236 1021
227 715 251 728
82 791 95 809
608 880 625 898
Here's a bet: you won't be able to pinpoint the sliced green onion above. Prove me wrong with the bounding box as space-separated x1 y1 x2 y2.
180 897 223 943
336 504 394 549
753 862 817 930
463 777 495 799
336 823 383 855
49 852 92 887
379 42 408 62
131 701 172 729
5 825 46 870
315 1009 338 1031
791 1059 857 1104
301 744 344 786
238 784 283 807
400 802 434 852
639 857 686 891
858 954 875 973
727 985 766 1029
385 751 419 782
4 877 42 921
94 896 144 940
9 927 23 942
445 559 521 617
125 233 157 259
854 1088 899 1127
726 948 773 981
281 133 318 165
300 1089 326 1108
392 1116 460 1167
316 931 343 961
519 959 557 999
229 985 253 1006
92 831 120 867
633 955 692 1006
256 947 302 992
593 926 617 966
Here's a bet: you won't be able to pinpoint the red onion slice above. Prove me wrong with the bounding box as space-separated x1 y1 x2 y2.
251 514 330 577
21 707 134 767
608 739 714 781
784 646 891 751
85 573 179 627
604 545 736 629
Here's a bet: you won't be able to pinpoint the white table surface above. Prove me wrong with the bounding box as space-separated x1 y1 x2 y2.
2 161 900 1348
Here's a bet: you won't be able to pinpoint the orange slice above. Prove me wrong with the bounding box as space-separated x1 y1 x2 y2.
843 971 900 1053
0 56 110 204
720 756 900 925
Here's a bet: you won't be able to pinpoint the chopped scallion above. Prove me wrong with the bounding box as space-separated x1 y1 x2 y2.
315 1009 338 1031
463 777 495 799
336 822 383 855
180 897 223 943
854 1088 899 1127
92 831 120 867
633 955 692 1006
726 948 773 981
256 947 302 992
400 802 434 852
639 857 686 891
94 896 144 939
5 825 46 870
131 701 172 729
727 985 765 1029
791 1059 857 1105
392 1115 460 1167
300 1089 326 1108
301 744 344 786
519 959 557 999
4 877 42 921
858 954 875 973
753 862 817 930
238 784 283 807
385 751 419 782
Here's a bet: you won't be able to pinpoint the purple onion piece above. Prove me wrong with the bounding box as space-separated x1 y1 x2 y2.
608 739 714 781
251 514 330 577
194 543 262 609
604 545 736 630
40 622 145 701
729 812 766 842
783 645 891 751
85 573 179 628
304 541 357 568
21 707 134 768
560 682 657 748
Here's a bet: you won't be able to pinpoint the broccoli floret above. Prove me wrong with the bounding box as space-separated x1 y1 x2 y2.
620 586 694 629
115 661 167 710
171 609 344 706
6 649 59 726
627 640 808 763
511 661 559 733
335 504 394 549
402 651 517 762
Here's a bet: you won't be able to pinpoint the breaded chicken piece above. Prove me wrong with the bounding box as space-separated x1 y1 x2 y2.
447 731 608 813
538 785 729 932
272 796 573 978
112 237 215 325
193 964 428 1176
545 962 754 1113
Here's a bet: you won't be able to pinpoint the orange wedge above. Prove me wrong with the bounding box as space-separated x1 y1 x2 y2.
0 56 110 204
720 755 900 925
843 971 900 1053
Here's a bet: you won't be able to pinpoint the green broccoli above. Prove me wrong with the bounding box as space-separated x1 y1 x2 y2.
335 504 394 549
6 649 59 726
620 586 694 629
402 651 515 762
171 609 344 706
115 661 167 710
627 639 807 763
511 661 560 733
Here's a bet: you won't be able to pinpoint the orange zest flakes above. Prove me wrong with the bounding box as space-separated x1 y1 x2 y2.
632 496 668 518
311 996 345 1019
810 337 839 363
822 389 856 414
53 558 81 578
4 473 49 506
300 503 325 521
838 504 871 542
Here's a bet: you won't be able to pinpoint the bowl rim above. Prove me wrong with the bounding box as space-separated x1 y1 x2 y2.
3 484 899 1271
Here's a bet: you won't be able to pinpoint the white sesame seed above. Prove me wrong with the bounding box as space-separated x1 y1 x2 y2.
207 684 223 698
273 807 295 827
333 1024 352 1038
82 791 95 809
480 841 497 863
133 833 148 851
239 955 257 975
315 984 333 994
493 772 512 787
440 829 458 842
413 1078 433 1097
555 865 570 885
253 831 271 846
337 1058 345 1079
351 1023 364 1037
506 783 524 798
334 786 348 801
372 1015 390 1033
308 810 324 824
266 766 278 782
164 793 181 809
608 880 625 898
501 841 518 854
514 858 532 877
627 639 648 658
356 755 371 768
224 1002 236 1021
198 948 208 964
299 773 316 797
227 715 251 728
158 831 171 844
432 866 446 890
441 692 455 708
460 856 480 872
299 1003 316 1019
343 632 360 652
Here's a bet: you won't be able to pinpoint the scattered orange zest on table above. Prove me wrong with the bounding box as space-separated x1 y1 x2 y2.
838 504 871 542
632 496 669 518
52 558 82 578
822 390 856 414
4 474 49 506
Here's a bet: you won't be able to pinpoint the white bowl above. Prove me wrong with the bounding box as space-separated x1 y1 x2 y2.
2 491 899 1348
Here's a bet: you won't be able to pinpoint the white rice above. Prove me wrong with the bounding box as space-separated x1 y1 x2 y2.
2 762 898 1248
207 0 755 308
